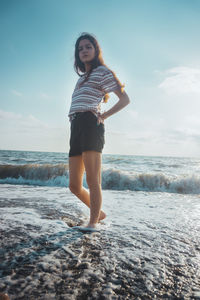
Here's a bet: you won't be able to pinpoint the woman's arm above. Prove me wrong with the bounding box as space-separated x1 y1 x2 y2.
98 89 130 123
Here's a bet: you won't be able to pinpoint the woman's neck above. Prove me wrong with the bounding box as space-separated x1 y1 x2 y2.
85 63 91 73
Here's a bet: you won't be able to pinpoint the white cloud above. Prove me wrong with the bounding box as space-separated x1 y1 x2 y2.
105 107 200 156
0 109 48 129
11 90 23 97
0 109 69 152
0 110 22 120
21 114 49 129
40 93 50 99
11 90 50 99
185 115 200 127
127 109 138 119
159 67 200 95
1 107 200 156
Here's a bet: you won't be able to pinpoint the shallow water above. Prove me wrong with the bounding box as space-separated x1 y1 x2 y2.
1 183 200 299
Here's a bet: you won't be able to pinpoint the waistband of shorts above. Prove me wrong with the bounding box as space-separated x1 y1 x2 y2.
70 111 97 121
72 112 86 116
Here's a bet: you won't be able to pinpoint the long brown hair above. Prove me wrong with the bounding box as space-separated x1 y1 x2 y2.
74 32 125 102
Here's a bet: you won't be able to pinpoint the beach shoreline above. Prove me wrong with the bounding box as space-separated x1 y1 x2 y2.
0 184 200 299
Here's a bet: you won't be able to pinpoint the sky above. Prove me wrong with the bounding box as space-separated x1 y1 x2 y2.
1 0 200 157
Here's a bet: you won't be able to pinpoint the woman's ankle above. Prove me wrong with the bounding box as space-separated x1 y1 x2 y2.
86 223 97 228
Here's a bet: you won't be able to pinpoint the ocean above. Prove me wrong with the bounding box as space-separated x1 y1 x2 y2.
0 149 200 299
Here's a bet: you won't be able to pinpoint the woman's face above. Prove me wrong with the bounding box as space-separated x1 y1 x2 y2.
78 39 96 64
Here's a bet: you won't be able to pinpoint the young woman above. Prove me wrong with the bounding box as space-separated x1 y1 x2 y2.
68 32 130 232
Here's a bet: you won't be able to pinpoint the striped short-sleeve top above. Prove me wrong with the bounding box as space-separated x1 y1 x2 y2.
68 65 121 121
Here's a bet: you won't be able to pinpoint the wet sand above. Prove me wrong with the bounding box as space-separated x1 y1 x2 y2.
0 184 200 299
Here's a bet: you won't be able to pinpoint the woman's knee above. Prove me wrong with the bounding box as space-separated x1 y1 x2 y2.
69 182 82 195
86 174 100 189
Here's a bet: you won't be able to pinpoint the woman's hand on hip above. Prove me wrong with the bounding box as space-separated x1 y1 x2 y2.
97 112 107 125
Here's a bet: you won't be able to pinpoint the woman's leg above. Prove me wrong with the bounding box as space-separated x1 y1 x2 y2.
82 151 103 227
69 155 106 222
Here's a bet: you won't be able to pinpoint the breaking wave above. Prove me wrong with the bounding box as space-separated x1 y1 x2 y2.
0 164 200 195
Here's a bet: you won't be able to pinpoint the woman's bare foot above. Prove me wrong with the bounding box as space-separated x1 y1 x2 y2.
98 211 106 222
85 223 96 228
83 211 106 229
85 211 106 228
0 293 10 300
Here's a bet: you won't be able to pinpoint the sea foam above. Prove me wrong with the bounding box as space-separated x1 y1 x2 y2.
0 164 200 194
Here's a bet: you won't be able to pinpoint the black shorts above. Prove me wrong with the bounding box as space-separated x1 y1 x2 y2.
69 111 105 157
